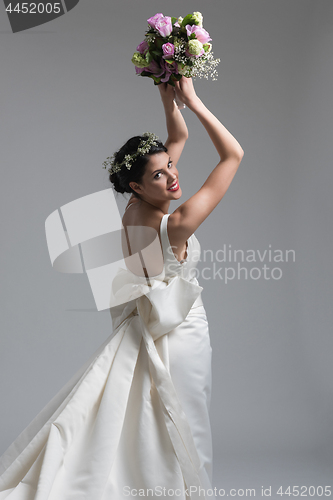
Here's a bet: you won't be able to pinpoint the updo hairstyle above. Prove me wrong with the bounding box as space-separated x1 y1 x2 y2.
109 135 167 198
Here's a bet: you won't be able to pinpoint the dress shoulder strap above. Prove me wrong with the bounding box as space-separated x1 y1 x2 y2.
124 201 136 212
159 213 171 257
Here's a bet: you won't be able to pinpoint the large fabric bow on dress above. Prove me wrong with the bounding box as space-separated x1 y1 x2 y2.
111 267 206 498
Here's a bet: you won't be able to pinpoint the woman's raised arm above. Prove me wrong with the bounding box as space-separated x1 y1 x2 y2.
158 83 189 167
169 77 244 240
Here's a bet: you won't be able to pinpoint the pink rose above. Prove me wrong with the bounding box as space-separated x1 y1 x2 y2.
162 42 175 59
186 25 211 44
135 60 164 78
144 60 165 78
138 59 178 84
147 13 164 30
155 16 173 37
160 60 178 83
136 40 149 55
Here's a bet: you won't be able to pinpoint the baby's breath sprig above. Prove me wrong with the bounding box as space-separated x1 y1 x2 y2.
191 52 221 81
102 132 160 175
145 33 156 43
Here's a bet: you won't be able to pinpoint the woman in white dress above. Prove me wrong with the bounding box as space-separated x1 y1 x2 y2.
0 78 244 500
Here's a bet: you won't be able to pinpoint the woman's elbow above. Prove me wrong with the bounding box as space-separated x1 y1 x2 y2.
234 148 244 160
182 130 189 141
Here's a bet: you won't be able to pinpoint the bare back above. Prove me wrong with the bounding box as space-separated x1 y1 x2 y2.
121 200 189 277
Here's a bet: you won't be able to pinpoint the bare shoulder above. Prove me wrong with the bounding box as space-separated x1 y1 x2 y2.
122 202 162 231
121 203 165 275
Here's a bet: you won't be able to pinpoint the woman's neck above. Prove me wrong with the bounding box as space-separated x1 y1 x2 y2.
137 197 170 215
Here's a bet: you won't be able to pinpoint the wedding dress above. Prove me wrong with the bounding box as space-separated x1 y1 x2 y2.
0 213 215 500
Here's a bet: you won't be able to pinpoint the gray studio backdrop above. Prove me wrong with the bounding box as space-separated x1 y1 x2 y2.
1 0 332 495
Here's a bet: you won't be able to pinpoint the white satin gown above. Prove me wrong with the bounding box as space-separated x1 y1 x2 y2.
0 213 215 500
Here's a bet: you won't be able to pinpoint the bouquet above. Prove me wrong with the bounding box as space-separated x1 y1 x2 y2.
131 12 220 87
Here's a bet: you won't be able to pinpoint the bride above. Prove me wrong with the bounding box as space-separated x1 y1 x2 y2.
0 77 243 500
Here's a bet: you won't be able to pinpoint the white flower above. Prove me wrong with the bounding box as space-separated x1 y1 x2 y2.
178 63 192 77
192 11 203 27
188 39 204 56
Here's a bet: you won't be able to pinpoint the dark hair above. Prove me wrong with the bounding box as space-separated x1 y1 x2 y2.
109 135 167 198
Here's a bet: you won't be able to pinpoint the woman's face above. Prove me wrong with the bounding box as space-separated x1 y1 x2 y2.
130 151 182 202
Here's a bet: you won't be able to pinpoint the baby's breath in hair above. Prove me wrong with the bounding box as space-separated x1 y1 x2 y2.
102 132 160 175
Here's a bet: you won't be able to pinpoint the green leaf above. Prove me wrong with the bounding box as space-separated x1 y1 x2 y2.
164 59 174 65
154 38 164 50
172 73 182 81
171 16 177 25
145 52 153 64
151 75 162 84
181 14 193 27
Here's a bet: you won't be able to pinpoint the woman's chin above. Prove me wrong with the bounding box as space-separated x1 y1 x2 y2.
169 187 182 197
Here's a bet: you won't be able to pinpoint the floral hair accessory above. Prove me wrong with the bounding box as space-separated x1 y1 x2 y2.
102 132 160 175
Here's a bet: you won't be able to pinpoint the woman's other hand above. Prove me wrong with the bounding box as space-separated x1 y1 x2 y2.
174 77 199 109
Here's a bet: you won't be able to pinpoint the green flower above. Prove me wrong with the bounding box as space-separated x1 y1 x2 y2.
181 12 203 27
131 52 147 68
178 63 192 77
192 12 203 27
188 39 204 56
